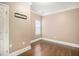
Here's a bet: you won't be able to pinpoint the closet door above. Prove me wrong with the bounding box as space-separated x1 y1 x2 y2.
0 3 9 56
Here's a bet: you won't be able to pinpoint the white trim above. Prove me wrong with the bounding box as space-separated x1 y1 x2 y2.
31 38 42 43
31 38 79 48
41 38 79 48
28 2 32 6
9 45 31 56
0 3 9 56
9 37 79 56
42 6 79 16
0 3 9 7
31 10 42 16
31 6 79 16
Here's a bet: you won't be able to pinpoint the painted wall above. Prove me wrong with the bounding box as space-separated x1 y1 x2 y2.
3 2 31 53
42 8 79 44
31 11 42 39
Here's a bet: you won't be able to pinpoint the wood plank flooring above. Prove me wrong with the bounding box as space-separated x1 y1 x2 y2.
20 40 79 56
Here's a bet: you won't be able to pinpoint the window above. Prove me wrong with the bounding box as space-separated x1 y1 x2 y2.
35 20 41 35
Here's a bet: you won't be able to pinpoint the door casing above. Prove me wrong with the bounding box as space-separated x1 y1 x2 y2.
0 3 9 56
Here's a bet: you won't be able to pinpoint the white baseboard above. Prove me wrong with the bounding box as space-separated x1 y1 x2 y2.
9 45 31 56
31 38 42 43
31 38 79 48
41 38 79 48
9 38 79 56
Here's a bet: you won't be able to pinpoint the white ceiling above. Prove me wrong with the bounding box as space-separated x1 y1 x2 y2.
31 2 79 16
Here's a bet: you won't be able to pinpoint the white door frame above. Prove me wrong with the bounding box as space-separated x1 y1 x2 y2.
0 3 9 56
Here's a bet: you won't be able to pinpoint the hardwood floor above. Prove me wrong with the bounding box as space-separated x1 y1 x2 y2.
20 40 79 56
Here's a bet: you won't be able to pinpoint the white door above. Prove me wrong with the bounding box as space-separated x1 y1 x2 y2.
0 3 9 56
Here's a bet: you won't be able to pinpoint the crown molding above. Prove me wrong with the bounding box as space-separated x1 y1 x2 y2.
31 6 79 16
31 10 42 16
28 2 32 5
42 6 79 16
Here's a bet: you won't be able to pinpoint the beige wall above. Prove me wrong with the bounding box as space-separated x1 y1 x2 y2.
31 11 42 40
4 2 31 53
42 8 79 44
